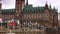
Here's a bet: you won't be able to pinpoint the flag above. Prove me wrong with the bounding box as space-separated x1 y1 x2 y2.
8 21 16 26
12 21 16 26
8 22 13 26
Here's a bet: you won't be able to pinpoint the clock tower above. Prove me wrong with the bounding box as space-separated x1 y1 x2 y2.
15 0 25 14
15 0 25 20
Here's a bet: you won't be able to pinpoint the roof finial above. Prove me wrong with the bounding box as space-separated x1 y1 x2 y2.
54 6 55 10
46 1 48 6
50 3 51 8
26 0 28 5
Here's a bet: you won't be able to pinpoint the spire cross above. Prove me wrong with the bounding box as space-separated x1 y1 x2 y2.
46 1 47 4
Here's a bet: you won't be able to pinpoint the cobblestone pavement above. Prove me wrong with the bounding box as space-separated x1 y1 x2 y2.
0 26 60 34
0 26 45 34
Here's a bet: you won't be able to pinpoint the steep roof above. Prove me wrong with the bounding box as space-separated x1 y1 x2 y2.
48 7 58 13
1 9 16 15
23 5 44 13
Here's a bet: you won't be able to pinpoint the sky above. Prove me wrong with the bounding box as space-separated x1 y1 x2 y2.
1 0 60 13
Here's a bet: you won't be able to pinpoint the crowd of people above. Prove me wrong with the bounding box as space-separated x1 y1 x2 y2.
0 20 45 31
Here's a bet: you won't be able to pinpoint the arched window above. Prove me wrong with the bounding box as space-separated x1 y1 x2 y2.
53 15 55 22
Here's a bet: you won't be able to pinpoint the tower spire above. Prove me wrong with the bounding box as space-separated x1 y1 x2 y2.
26 0 28 5
49 3 51 8
45 1 48 9
53 6 56 10
0 0 2 10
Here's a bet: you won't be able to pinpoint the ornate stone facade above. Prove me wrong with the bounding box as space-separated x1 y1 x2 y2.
0 0 58 28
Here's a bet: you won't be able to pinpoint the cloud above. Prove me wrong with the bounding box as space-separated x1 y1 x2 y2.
2 0 15 9
1 0 60 13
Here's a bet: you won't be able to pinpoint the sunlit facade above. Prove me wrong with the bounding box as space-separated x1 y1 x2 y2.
0 0 58 30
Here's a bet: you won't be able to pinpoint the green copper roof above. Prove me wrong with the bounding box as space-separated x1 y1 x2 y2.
23 5 44 13
1 5 58 14
2 9 16 15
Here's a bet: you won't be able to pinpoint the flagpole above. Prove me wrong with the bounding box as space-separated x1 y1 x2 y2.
1 21 2 32
0 18 2 32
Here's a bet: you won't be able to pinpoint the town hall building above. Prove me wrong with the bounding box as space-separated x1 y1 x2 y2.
0 0 58 28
